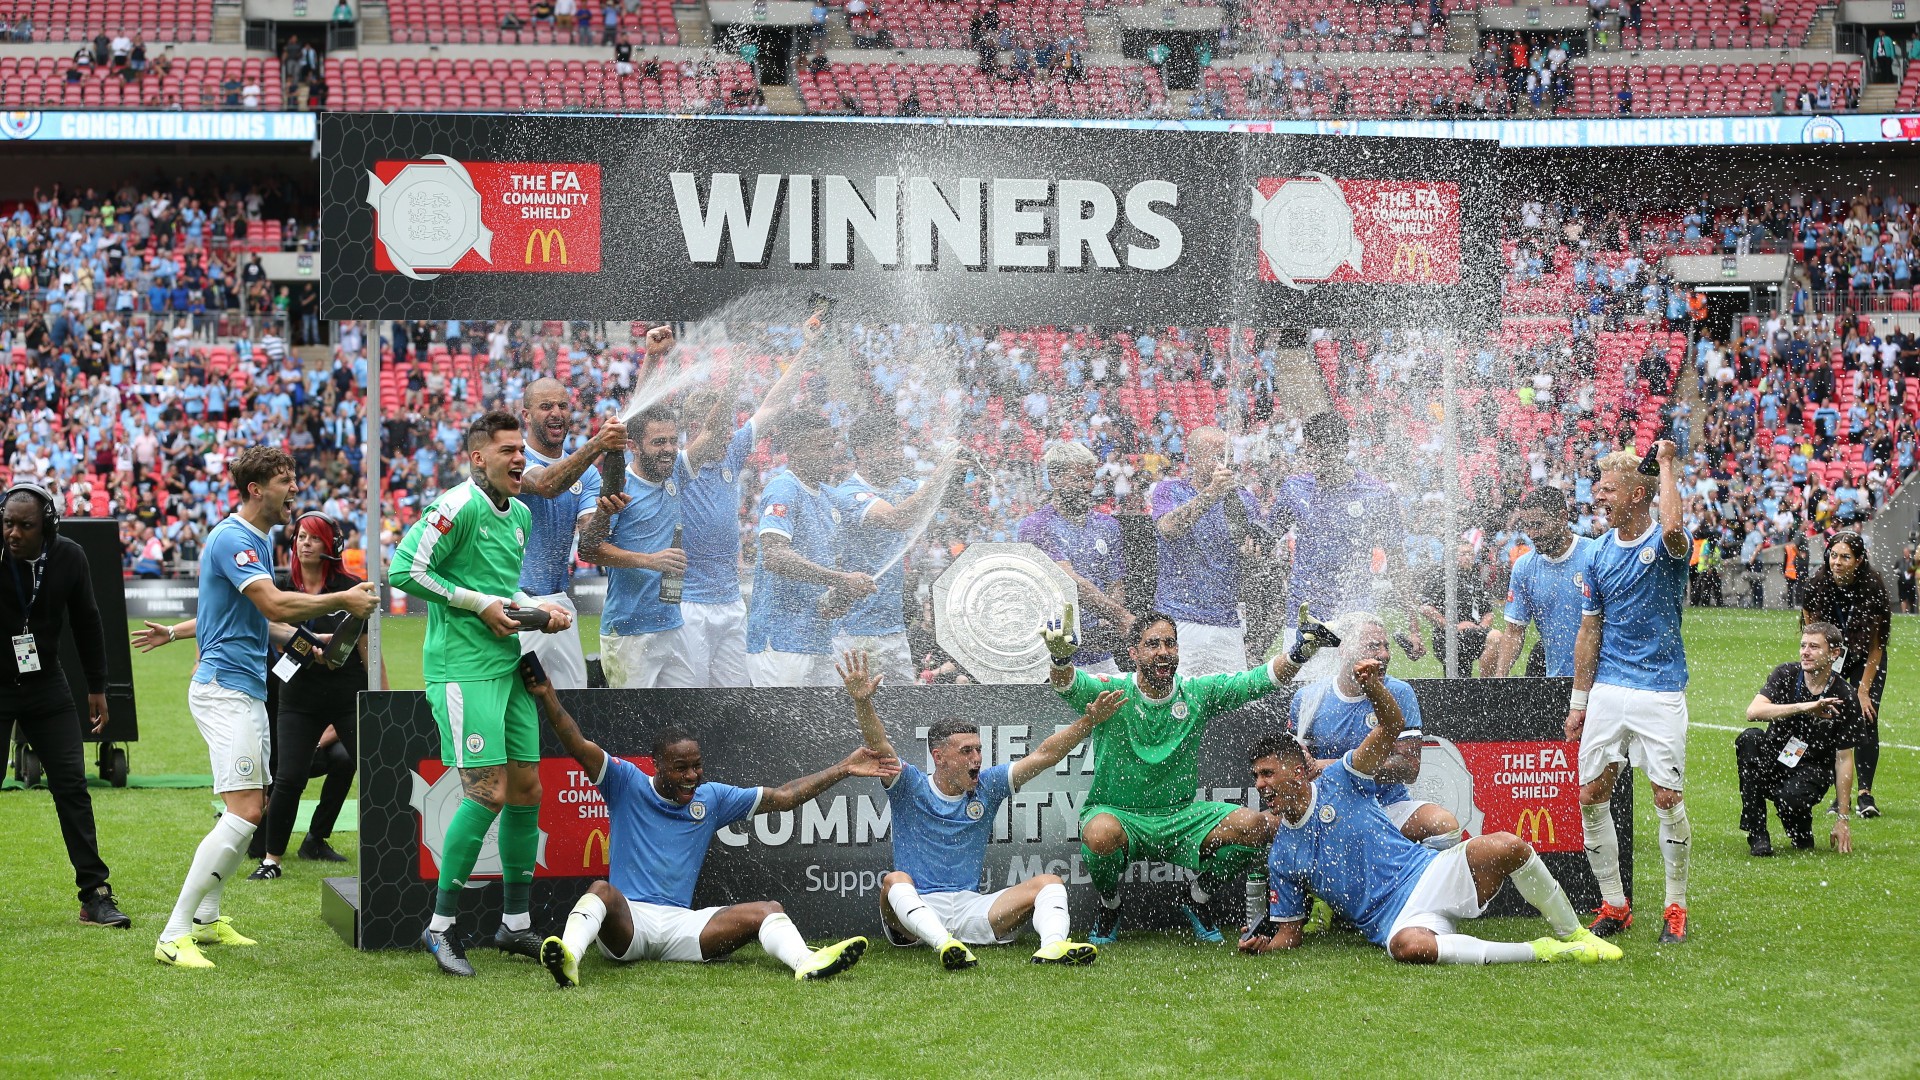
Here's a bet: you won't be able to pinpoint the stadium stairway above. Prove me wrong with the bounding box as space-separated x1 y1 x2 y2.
361 1 393 46
1803 4 1836 51
213 0 243 45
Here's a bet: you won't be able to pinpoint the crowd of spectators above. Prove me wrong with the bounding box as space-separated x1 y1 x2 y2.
3 175 1917 659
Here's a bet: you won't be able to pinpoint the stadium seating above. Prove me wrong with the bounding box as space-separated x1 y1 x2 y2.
383 0 681 46
796 62 1166 116
1594 0 1818 51
1570 60 1861 116
1235 0 1451 54
322 56 756 111
2 0 213 43
865 0 1088 50
0 55 281 109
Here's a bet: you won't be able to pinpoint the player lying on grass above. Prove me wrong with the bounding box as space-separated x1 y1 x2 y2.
1043 603 1340 945
522 659 892 985
1238 658 1621 966
839 649 1120 969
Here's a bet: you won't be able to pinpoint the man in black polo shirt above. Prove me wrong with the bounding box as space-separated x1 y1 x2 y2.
1736 621 1866 857
0 483 127 926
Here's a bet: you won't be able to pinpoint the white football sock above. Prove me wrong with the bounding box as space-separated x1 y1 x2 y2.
1435 934 1540 965
758 911 814 971
1099 891 1122 909
193 814 256 924
1580 801 1627 907
1656 801 1691 908
1509 853 1581 938
162 812 255 942
502 912 531 932
428 913 456 933
561 892 606 958
1033 882 1070 947
886 881 951 947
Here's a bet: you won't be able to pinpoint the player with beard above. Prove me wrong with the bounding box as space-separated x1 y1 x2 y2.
1271 410 1424 681
825 413 951 685
515 373 629 689
1042 607 1340 944
525 662 888 985
840 650 1115 968
1488 486 1597 678
155 447 380 967
581 403 695 689
390 412 576 975
1017 441 1131 675
1239 679 1620 967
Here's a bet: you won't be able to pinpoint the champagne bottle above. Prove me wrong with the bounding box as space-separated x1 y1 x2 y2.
322 612 366 669
598 442 626 501
658 524 685 604
1245 870 1269 932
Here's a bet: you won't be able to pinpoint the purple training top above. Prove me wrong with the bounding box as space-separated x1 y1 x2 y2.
1148 477 1263 627
1270 471 1405 628
1017 503 1125 664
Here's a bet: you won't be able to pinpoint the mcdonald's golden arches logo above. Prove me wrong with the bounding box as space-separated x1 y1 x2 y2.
1389 242 1437 281
1514 807 1556 845
525 228 570 265
582 827 609 868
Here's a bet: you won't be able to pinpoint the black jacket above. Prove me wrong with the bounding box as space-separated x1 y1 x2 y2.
0 535 108 692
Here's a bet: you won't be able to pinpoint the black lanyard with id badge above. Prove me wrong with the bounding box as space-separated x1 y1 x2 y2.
10 554 44 675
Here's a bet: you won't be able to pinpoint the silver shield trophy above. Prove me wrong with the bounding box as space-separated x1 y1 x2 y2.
933 543 1081 684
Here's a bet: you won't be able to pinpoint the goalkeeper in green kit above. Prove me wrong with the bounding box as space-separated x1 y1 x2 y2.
1044 603 1339 944
390 411 575 976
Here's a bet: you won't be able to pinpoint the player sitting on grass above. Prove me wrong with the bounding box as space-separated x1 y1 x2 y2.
523 659 893 985
1044 603 1339 945
839 649 1120 969
1238 658 1621 966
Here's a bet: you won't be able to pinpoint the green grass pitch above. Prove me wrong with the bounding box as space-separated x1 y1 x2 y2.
0 611 1915 1077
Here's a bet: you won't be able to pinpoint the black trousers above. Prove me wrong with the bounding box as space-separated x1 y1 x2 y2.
1 682 111 900
1842 664 1887 793
256 706 355 859
1735 727 1833 841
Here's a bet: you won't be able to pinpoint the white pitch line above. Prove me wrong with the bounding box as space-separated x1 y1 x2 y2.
1690 721 1920 752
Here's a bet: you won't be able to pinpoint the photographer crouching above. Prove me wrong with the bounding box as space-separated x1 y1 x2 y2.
1736 622 1863 857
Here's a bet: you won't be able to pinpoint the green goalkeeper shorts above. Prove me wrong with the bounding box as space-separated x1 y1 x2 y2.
426 673 539 768
1079 801 1241 871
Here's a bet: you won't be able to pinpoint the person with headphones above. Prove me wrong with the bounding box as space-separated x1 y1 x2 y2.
0 480 128 929
1800 531 1893 819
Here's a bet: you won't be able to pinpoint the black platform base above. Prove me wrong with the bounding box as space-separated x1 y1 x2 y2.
322 877 360 947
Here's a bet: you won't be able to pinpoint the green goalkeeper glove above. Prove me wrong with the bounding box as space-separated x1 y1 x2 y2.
1288 604 1342 665
1042 603 1079 666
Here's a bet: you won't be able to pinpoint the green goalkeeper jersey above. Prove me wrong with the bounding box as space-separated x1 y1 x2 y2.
389 479 533 682
1057 663 1280 812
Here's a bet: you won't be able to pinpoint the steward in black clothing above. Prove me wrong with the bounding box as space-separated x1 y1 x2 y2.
0 484 129 927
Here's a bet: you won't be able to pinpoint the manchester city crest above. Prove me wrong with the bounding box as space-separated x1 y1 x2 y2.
1318 804 1337 824
689 801 707 821
966 800 984 821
